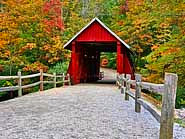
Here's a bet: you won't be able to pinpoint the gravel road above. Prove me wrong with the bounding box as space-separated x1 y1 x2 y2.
0 84 185 139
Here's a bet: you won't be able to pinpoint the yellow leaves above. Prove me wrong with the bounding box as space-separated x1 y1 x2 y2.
0 49 10 59
116 31 124 37
144 73 163 84
133 45 143 53
52 36 61 43
62 1 69 7
48 57 60 63
40 35 65 64
0 33 8 39
133 19 142 27
25 43 36 49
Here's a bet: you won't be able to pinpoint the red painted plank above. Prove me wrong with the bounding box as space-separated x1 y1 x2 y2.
76 22 117 42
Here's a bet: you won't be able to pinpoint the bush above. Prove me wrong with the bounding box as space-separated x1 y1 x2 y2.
48 61 69 74
107 57 116 69
140 68 150 77
176 87 185 109
0 80 14 97
101 52 116 69
0 80 14 87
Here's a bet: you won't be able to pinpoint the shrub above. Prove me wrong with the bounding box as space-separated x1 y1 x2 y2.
176 87 185 109
101 52 116 69
48 61 69 74
0 80 14 97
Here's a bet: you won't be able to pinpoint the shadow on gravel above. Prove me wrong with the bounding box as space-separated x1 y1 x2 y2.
93 79 116 84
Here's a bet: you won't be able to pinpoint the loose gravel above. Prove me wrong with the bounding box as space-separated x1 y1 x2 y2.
0 84 185 139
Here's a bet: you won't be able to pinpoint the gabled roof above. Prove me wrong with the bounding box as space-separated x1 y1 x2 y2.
63 17 130 49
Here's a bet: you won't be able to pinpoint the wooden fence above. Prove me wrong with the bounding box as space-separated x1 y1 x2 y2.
0 69 71 97
116 73 178 139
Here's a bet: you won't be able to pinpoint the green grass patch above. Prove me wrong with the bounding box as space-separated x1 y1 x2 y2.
175 118 185 128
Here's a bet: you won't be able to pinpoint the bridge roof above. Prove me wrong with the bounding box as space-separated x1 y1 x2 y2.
64 17 131 50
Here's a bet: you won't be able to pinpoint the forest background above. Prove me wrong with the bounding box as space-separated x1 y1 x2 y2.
0 0 185 108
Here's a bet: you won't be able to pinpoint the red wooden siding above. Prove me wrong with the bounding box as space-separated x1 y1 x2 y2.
76 22 117 42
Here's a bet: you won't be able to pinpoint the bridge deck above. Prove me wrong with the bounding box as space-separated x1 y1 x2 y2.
0 84 185 139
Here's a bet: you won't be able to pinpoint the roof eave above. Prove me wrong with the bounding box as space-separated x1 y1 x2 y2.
63 17 131 50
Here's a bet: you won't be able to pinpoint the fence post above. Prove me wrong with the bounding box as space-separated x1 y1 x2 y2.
125 74 131 100
116 73 119 86
53 72 56 88
67 73 71 86
121 74 125 94
40 69 43 91
62 73 65 86
18 71 22 97
135 74 141 113
160 73 178 139
118 74 121 89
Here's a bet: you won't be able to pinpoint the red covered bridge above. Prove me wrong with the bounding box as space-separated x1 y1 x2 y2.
64 18 134 84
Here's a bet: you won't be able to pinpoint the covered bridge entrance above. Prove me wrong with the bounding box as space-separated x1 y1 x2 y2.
64 18 134 84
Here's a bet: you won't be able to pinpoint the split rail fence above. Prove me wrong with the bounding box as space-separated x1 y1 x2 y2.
0 69 71 97
116 73 178 139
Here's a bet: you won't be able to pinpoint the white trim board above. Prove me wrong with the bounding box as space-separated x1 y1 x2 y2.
63 17 130 49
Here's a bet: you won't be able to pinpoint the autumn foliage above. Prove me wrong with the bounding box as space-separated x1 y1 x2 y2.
0 0 185 90
0 0 67 74
43 0 64 31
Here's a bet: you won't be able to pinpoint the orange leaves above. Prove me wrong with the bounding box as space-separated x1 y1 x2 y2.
43 45 50 51
162 47 180 56
19 43 37 53
4 51 11 58
139 34 152 40
117 21 124 26
23 62 48 72
159 23 169 29
0 65 3 72
139 34 153 44
151 45 159 51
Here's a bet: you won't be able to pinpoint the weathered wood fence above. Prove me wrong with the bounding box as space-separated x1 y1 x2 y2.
0 69 71 97
116 73 178 139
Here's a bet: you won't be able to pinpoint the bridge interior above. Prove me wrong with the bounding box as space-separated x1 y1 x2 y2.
73 42 117 83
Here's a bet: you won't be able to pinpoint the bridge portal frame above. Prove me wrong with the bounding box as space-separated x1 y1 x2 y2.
64 18 134 84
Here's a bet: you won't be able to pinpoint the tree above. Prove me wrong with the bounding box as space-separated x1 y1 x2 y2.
0 0 67 74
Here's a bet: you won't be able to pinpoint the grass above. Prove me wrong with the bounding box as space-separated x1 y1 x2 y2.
0 92 7 97
175 118 185 128
141 92 162 111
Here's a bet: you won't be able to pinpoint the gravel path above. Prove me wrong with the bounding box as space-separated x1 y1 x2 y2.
0 84 185 139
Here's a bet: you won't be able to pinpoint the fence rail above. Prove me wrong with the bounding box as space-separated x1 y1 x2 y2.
0 76 19 80
116 73 178 139
0 69 71 97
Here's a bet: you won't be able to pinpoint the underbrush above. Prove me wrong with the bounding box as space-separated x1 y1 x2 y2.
142 87 185 109
176 87 185 109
